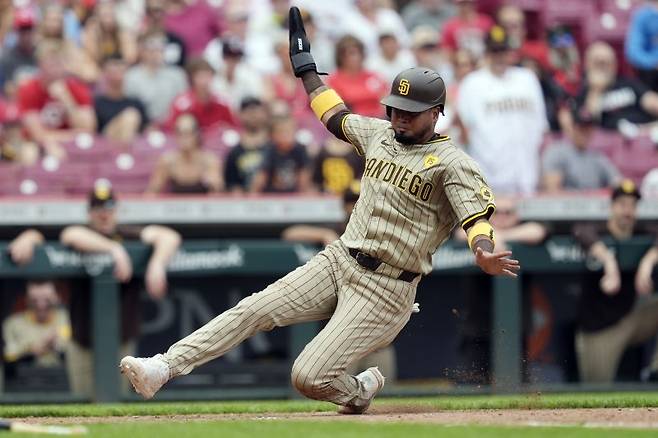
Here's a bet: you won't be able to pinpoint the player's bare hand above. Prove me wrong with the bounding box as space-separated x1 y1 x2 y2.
475 248 520 277
110 244 133 283
145 260 168 300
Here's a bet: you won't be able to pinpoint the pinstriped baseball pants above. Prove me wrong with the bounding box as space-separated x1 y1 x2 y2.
163 240 418 407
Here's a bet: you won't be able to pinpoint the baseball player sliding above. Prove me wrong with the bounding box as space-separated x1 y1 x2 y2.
120 7 520 414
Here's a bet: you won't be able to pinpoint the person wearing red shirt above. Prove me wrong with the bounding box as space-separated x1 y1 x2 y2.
327 35 387 118
441 0 494 58
17 40 96 158
164 58 237 131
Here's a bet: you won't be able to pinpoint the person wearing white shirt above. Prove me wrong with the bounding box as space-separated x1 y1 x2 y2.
338 0 410 56
457 26 547 195
366 32 416 85
209 38 265 111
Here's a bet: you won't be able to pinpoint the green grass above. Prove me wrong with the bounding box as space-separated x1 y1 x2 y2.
5 422 658 438
2 392 658 418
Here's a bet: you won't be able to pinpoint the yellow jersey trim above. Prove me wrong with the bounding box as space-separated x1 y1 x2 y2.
461 203 496 230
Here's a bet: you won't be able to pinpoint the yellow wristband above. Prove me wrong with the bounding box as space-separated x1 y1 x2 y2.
467 222 495 250
310 89 343 120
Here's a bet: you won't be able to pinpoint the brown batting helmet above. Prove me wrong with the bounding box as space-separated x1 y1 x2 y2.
380 67 446 116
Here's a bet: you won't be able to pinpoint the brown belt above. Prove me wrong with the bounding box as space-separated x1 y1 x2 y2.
348 248 419 283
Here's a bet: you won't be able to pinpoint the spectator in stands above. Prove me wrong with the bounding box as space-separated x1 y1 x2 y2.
94 55 148 145
542 108 620 192
224 98 270 193
208 37 265 112
573 180 658 383
441 0 494 59
401 0 455 33
366 31 417 85
0 100 39 165
327 35 387 118
626 0 658 92
81 0 138 65
142 0 187 67
411 26 454 84
436 48 476 145
497 5 549 69
164 0 220 57
577 42 658 136
124 31 188 123
642 167 658 197
147 113 222 193
520 51 570 134
251 112 311 193
243 0 287 74
164 58 237 132
338 0 410 56
312 138 364 195
2 280 70 369
265 36 312 120
458 26 547 195
60 182 181 396
0 8 38 98
546 25 581 98
577 41 658 134
18 40 96 159
39 4 99 83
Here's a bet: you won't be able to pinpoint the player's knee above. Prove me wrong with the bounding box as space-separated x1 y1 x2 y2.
290 360 330 399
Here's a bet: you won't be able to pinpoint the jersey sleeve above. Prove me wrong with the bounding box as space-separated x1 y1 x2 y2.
340 113 389 156
444 158 496 230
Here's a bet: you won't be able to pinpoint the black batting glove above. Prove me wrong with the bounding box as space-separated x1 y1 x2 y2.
288 6 326 77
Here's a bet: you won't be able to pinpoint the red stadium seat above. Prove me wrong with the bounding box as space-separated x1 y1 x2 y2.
96 152 153 194
612 135 658 183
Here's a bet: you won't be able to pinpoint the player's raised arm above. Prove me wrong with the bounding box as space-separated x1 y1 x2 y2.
289 7 348 126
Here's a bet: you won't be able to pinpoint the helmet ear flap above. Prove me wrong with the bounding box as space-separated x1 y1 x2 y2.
386 106 392 119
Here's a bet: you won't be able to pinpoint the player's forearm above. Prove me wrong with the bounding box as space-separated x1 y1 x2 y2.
589 241 618 269
498 222 547 245
60 226 119 254
300 71 349 125
466 219 495 253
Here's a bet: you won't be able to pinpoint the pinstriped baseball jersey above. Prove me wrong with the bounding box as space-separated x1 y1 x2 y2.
340 114 496 275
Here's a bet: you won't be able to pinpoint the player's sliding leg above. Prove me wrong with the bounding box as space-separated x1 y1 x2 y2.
290 249 417 414
120 249 340 399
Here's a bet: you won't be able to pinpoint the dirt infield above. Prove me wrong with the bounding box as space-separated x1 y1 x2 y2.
13 406 658 429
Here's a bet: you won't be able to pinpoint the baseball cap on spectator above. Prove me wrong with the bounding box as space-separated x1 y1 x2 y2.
611 179 641 201
13 8 36 30
222 37 244 58
485 26 511 52
240 97 264 111
411 26 439 50
572 106 595 127
548 25 575 49
88 183 117 209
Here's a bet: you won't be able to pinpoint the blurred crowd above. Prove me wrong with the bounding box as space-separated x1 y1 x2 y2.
0 0 658 197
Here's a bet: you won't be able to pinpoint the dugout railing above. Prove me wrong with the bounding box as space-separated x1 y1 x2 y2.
0 237 655 403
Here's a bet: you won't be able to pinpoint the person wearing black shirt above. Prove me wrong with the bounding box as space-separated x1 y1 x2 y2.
573 180 658 383
60 183 180 396
250 112 311 193
94 56 148 143
576 42 658 132
224 98 270 192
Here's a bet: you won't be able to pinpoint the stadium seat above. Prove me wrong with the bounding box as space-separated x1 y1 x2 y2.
96 152 153 194
612 135 658 183
588 129 625 156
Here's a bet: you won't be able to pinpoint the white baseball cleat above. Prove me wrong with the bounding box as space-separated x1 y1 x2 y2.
338 366 385 415
119 354 170 399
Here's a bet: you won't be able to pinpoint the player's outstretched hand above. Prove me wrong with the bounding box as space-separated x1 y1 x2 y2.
288 6 325 77
475 247 520 278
